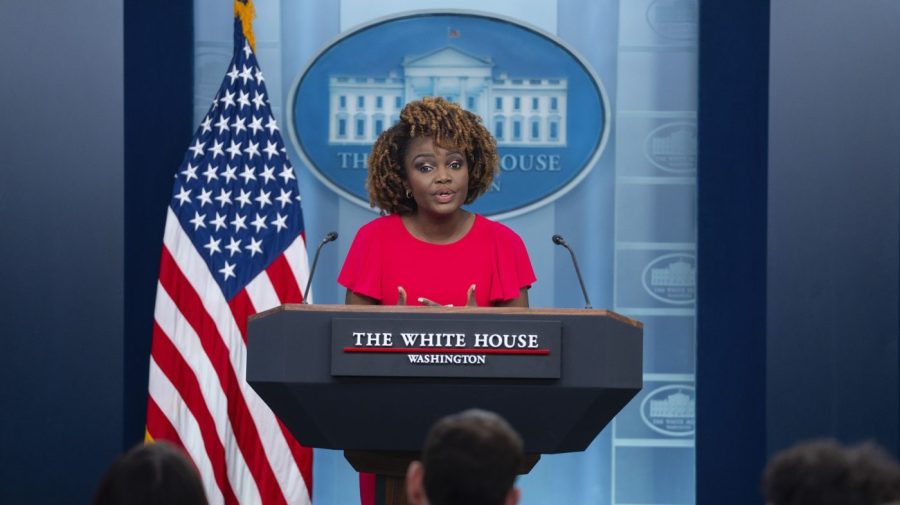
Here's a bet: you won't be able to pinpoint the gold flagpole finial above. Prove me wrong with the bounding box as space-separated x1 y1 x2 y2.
234 0 257 53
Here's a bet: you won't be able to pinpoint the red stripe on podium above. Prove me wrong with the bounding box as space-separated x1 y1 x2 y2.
342 347 550 355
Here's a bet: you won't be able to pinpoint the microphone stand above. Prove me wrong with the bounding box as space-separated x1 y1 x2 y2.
302 231 338 304
552 234 592 309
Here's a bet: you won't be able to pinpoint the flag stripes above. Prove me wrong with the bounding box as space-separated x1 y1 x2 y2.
245 269 282 317
148 359 229 505
282 236 313 303
146 397 184 449
265 255 304 304
149 202 311 504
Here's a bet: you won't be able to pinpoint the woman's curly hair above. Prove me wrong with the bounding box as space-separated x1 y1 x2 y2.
367 97 499 215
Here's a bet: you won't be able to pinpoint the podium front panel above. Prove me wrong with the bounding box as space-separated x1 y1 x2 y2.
247 305 642 454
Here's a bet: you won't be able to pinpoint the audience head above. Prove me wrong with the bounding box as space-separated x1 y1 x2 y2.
763 439 900 505
406 409 524 505
93 441 208 505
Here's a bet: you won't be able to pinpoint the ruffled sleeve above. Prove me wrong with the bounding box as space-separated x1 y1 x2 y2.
488 220 537 303
337 219 384 301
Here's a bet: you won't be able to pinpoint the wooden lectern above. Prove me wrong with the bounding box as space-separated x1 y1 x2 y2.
247 305 642 505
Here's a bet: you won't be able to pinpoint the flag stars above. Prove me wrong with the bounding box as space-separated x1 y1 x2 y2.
271 213 288 232
209 139 224 159
255 189 272 209
203 164 219 183
235 188 252 208
248 115 264 135
219 90 236 109
231 115 247 135
240 65 254 84
210 212 228 231
181 163 198 182
221 164 237 183
188 139 205 158
225 237 242 256
167 35 308 300
226 140 243 159
227 64 240 84
265 115 279 134
214 189 232 207
200 116 212 134
263 140 279 159
189 211 206 230
219 261 236 280
237 90 251 110
260 165 276 185
245 140 260 160
239 165 256 184
215 115 231 134
276 188 293 208
246 237 263 257
252 91 266 110
197 188 213 207
230 212 247 232
278 166 296 184
251 213 268 232
175 187 192 206
203 236 222 256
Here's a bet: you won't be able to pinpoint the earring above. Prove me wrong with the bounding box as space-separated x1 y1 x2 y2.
405 189 411 199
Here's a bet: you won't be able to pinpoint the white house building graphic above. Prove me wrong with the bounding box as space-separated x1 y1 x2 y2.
650 259 695 288
327 46 568 147
649 390 695 419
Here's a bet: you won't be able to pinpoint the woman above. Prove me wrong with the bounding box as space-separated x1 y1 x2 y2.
339 96 535 307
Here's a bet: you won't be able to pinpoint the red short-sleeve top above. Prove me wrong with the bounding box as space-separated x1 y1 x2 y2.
338 214 536 306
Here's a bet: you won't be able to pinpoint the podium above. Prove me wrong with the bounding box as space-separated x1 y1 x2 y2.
247 305 642 505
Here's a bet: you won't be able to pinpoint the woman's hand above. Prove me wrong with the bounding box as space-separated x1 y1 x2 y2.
417 284 477 307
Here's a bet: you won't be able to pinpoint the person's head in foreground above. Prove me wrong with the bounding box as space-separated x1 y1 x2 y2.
763 439 900 505
367 96 498 217
406 409 524 505
93 441 208 505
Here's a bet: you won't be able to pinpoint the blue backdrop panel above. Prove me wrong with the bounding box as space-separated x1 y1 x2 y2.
616 183 696 243
640 316 696 374
614 446 694 504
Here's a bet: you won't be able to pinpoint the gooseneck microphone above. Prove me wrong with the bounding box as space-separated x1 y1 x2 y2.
302 231 338 304
552 234 593 309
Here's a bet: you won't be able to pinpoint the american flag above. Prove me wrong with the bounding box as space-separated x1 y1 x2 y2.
146 13 313 505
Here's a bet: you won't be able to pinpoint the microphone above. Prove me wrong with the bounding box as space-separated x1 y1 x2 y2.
552 234 593 309
302 231 338 304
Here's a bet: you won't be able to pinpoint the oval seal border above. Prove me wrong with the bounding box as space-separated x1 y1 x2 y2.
641 252 696 305
643 121 697 174
286 9 611 220
639 384 696 437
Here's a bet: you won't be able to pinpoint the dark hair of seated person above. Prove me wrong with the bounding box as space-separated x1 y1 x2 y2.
421 409 524 505
93 441 208 505
763 439 900 505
